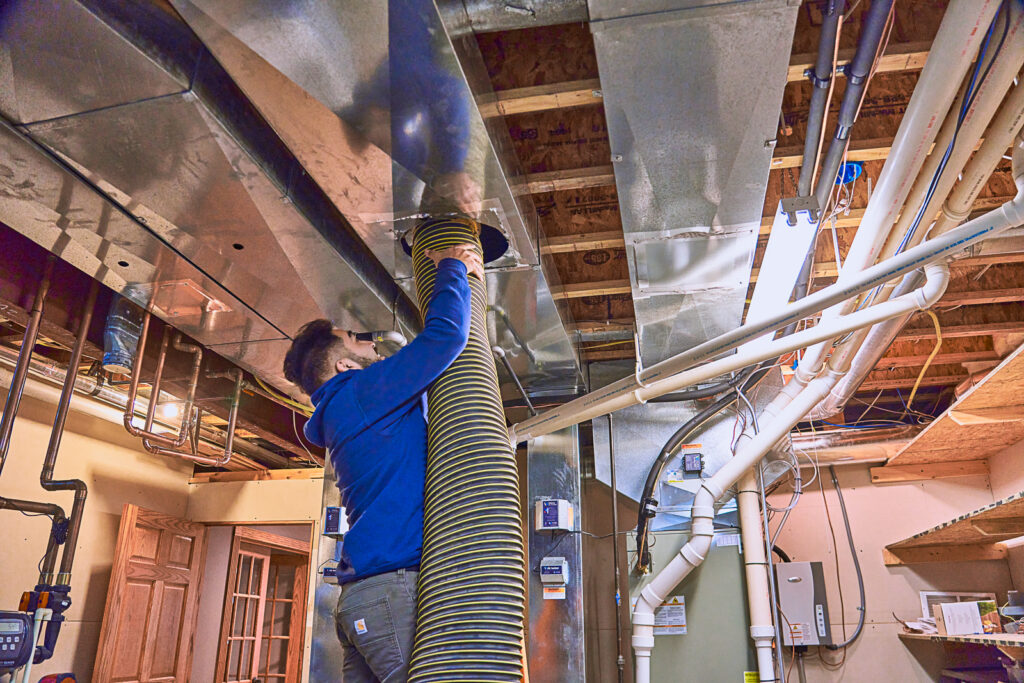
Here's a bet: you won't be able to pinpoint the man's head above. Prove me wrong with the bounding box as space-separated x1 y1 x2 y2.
283 320 381 395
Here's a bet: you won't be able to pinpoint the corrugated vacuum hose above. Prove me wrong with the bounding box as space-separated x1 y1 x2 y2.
410 216 526 681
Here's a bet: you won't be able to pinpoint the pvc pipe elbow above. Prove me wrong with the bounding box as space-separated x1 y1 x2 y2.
915 263 950 309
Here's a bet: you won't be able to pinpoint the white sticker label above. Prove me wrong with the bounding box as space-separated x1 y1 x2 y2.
543 586 566 600
630 595 687 635
354 618 368 635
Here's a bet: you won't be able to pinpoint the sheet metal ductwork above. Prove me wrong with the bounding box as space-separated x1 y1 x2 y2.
0 0 582 400
589 0 800 366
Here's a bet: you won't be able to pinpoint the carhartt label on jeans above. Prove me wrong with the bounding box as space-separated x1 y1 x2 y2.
354 618 368 635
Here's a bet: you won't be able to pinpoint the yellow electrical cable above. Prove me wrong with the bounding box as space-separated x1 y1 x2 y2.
905 310 942 414
253 375 313 417
408 217 526 683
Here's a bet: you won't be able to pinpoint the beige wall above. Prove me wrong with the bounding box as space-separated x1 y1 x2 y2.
0 393 194 680
768 464 1012 681
987 440 1024 592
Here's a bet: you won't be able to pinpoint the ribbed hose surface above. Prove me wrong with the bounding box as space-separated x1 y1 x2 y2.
409 217 526 682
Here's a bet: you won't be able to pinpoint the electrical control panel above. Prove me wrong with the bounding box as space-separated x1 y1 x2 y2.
534 499 573 532
682 452 704 475
322 506 345 536
539 556 570 586
775 561 832 646
0 611 33 669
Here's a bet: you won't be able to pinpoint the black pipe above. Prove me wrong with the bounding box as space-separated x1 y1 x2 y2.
635 391 737 572
799 0 845 198
814 0 895 210
772 545 792 563
0 498 67 581
40 281 98 581
0 256 54 476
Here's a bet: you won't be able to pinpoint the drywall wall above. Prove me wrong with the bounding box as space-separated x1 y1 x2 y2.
0 392 194 680
986 439 1024 590
768 464 1010 681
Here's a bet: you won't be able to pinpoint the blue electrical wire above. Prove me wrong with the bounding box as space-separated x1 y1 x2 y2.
896 2 1008 255
854 4 1009 312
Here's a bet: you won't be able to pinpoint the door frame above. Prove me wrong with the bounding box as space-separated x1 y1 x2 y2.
212 524 312 683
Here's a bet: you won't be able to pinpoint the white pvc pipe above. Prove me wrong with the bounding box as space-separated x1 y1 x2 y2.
839 0 1001 278
738 470 776 683
881 1 1024 262
631 373 839 683
514 189 1024 443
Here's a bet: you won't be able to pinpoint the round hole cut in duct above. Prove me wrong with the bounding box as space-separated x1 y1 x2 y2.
409 216 526 682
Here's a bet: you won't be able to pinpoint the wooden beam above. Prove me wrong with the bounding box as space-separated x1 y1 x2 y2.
582 348 636 362
876 350 1001 369
541 230 625 255
883 542 1007 566
525 166 616 194
480 79 602 117
551 279 632 300
788 41 931 83
858 374 968 391
569 319 635 334
870 460 988 484
772 137 895 170
948 405 1024 426
897 321 1024 341
189 468 324 484
971 519 1024 536
941 288 1024 306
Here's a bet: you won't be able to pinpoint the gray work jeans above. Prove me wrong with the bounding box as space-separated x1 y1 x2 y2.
334 568 418 683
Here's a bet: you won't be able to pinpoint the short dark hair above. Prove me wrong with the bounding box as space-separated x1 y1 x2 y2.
283 320 346 395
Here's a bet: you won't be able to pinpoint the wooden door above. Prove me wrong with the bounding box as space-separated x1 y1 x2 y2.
216 526 312 683
93 504 207 683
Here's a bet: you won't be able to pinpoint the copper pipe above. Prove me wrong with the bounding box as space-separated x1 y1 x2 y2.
143 369 243 467
0 255 54 474
123 311 203 448
41 281 98 581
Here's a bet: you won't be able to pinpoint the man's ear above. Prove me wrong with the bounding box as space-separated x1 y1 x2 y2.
336 358 348 373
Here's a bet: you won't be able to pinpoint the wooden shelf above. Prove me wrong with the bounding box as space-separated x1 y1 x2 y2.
883 490 1024 565
883 342 1024 468
901 632 1024 648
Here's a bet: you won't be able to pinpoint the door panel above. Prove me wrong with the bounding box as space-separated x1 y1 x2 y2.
94 505 207 683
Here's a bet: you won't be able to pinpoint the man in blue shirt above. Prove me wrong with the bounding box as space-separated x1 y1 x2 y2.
283 244 482 683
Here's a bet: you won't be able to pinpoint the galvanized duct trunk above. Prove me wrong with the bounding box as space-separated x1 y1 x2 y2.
410 217 526 682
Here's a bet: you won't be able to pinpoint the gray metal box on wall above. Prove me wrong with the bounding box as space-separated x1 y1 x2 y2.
775 561 833 647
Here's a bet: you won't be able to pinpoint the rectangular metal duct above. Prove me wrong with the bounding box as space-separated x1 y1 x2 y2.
589 0 800 366
0 0 584 398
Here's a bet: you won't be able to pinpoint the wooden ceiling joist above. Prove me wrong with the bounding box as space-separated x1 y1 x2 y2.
481 78 602 117
551 279 632 300
876 350 1001 369
525 165 615 194
541 230 625 255
772 137 895 170
897 321 1024 341
940 288 1024 307
858 374 968 391
787 41 931 83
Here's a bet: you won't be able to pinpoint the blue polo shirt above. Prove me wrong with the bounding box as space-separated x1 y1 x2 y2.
303 259 470 583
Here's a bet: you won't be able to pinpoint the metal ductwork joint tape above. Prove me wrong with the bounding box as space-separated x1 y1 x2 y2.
409 216 526 681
